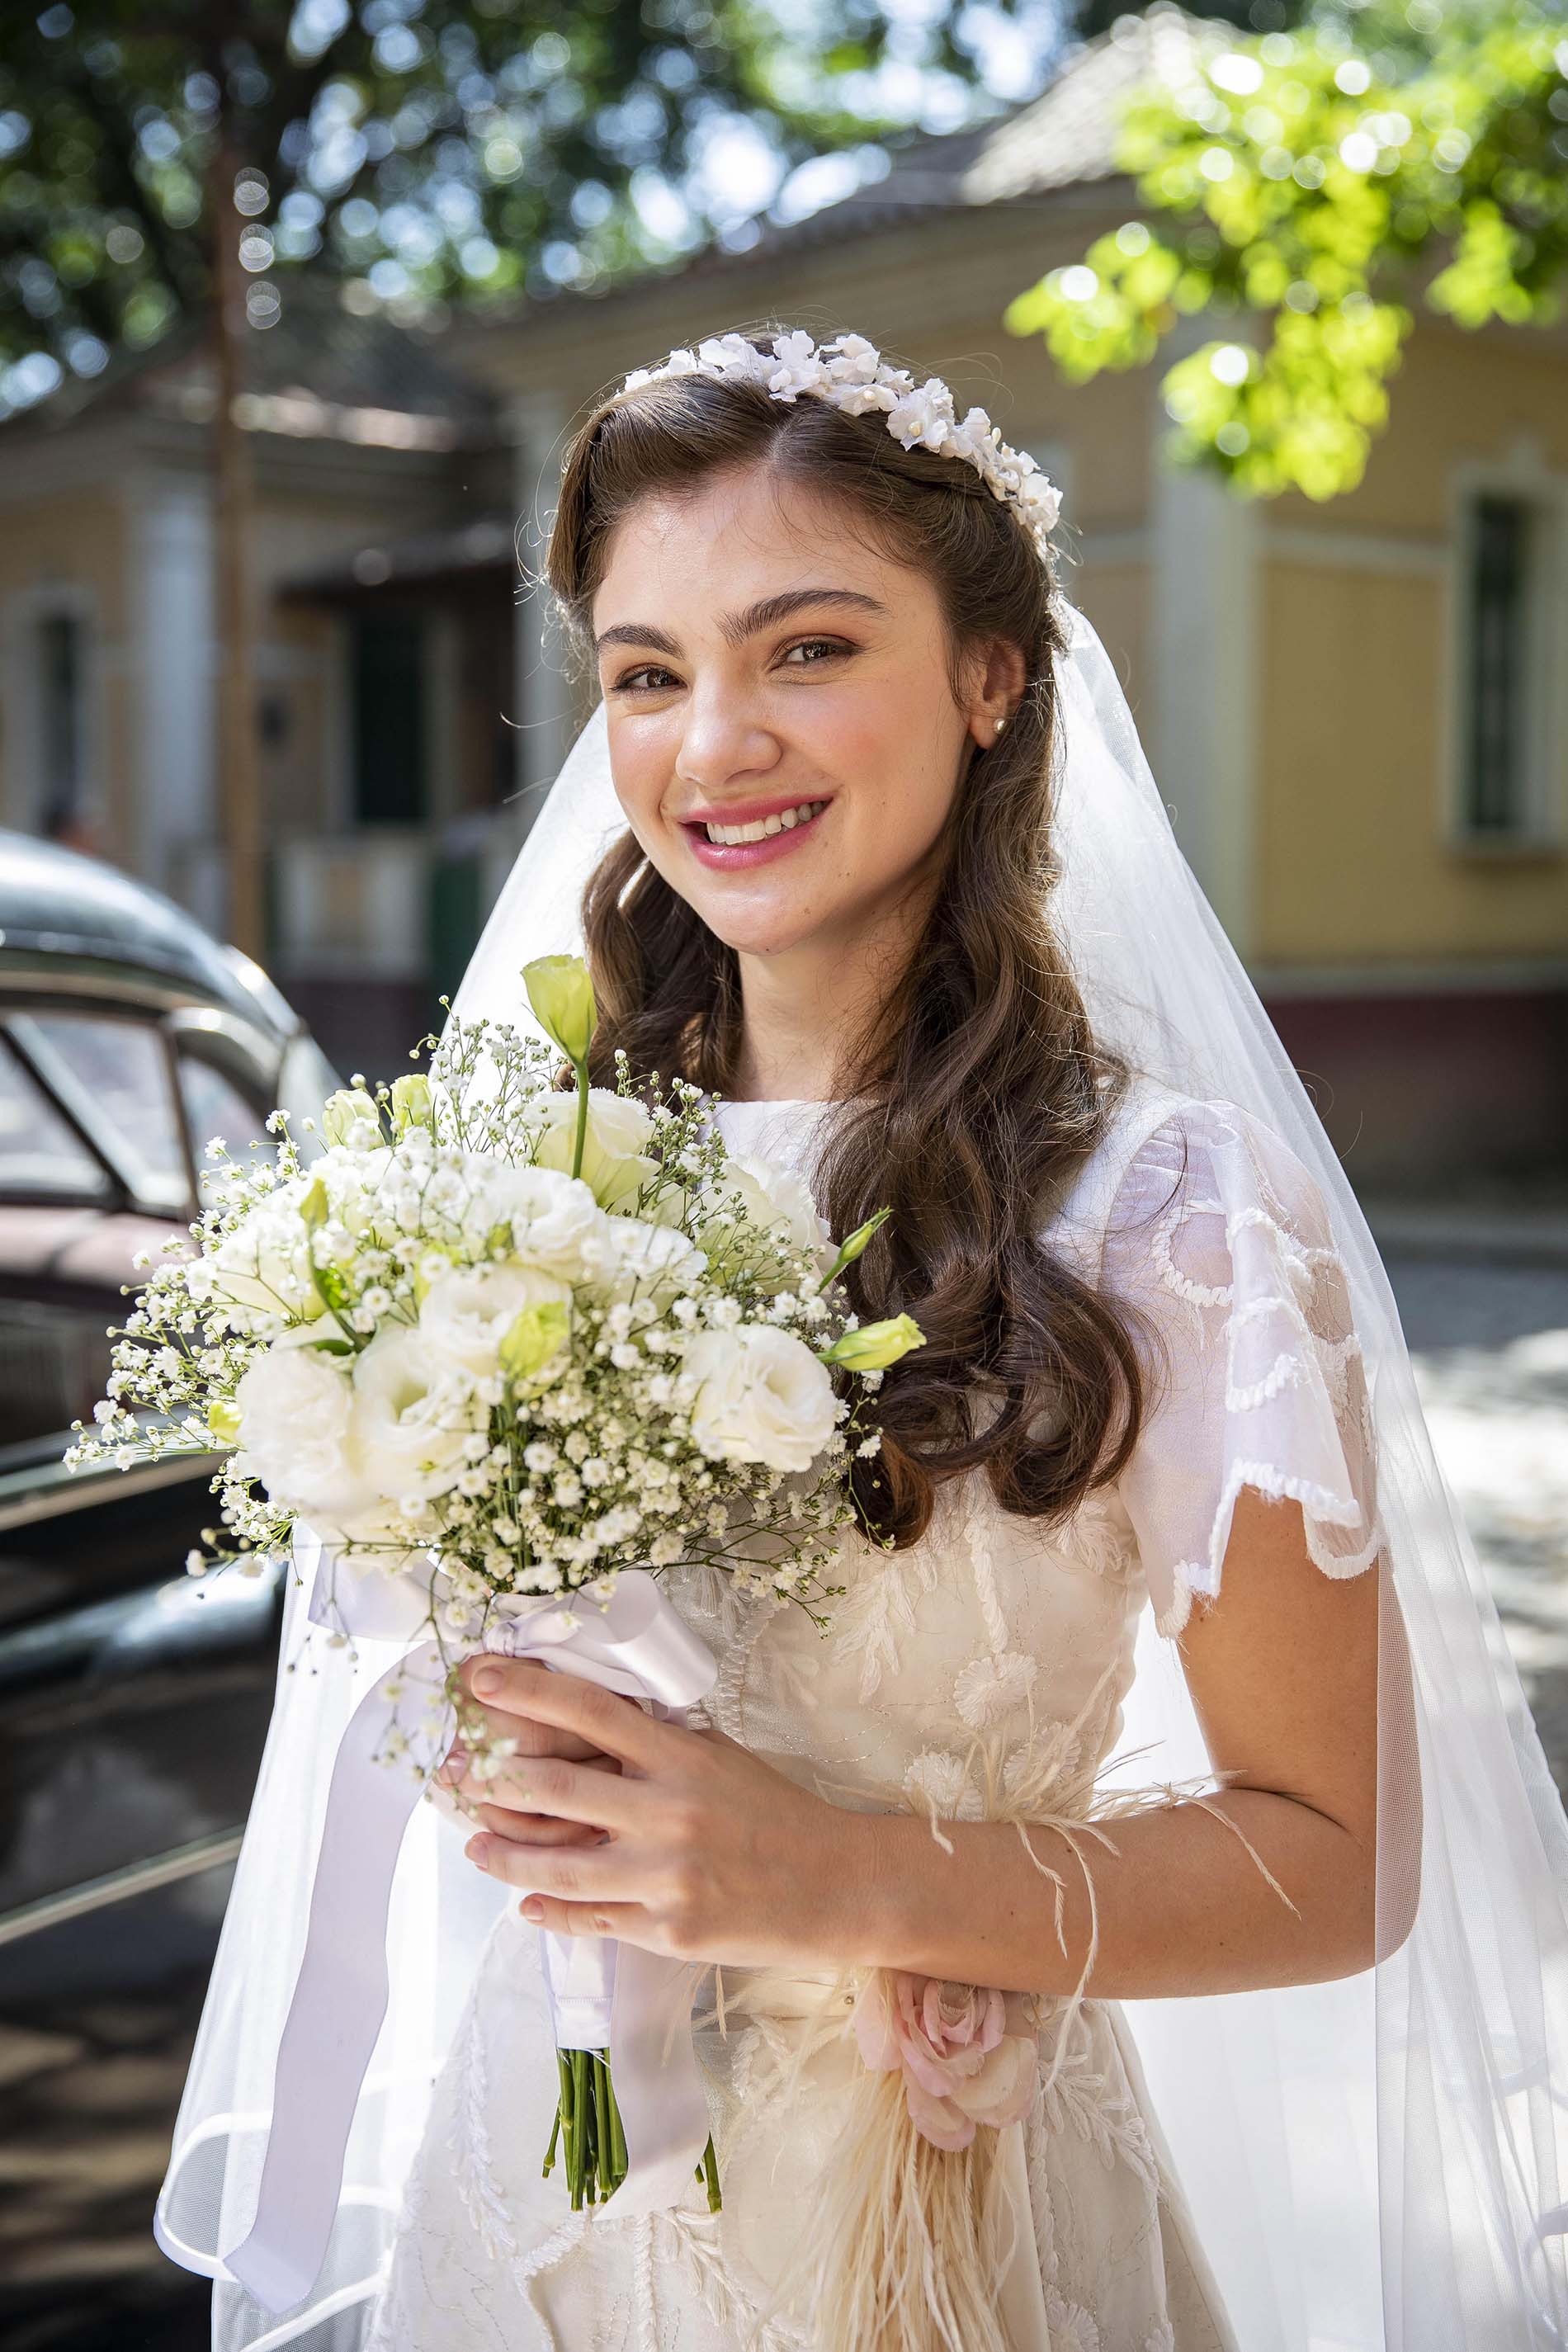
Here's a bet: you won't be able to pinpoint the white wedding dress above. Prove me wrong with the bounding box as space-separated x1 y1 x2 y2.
361 1071 1381 2352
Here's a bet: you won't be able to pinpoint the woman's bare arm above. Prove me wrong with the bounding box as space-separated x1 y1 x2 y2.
843 1487 1395 1997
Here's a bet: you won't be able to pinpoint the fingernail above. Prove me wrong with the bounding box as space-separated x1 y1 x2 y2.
521 1898 544 1921
465 1835 488 1867
472 1665 503 1698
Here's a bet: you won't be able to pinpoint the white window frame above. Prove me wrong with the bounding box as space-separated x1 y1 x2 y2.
1443 449 1568 856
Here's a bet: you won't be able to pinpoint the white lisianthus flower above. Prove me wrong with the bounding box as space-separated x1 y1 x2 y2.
467 1159 602 1278
419 1262 574 1379
695 1152 835 1280
680 1324 838 1472
580 1215 708 1309
230 1325 368 1514
524 1089 659 1212
191 1180 324 1321
349 1323 482 1502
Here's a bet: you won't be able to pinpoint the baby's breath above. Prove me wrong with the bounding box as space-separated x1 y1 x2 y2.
66 1007 906 1770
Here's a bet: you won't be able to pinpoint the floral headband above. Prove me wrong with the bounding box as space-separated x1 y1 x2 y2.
615 329 1063 561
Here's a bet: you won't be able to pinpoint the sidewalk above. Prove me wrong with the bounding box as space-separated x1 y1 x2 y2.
1363 1202 1568 1269
1358 1181 1568 1270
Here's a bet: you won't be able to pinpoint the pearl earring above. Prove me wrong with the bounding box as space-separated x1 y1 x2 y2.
994 716 1008 736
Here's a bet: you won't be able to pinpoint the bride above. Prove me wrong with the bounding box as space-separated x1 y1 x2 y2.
159 326 1568 2350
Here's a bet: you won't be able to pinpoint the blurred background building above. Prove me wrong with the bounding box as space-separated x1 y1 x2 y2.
2 7 1564 1189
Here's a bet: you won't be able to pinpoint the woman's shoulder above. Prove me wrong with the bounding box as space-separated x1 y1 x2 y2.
1045 1078 1320 1282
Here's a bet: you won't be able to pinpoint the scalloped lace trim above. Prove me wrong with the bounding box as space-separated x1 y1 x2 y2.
1156 1460 1384 1638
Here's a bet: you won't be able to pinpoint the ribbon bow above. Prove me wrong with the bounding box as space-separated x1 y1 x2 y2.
216 1528 718 2317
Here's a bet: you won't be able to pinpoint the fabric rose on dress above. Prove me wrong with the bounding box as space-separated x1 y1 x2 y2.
851 1970 1039 2151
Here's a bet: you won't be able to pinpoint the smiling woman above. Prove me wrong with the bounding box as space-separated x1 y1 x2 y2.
171 325 1568 2352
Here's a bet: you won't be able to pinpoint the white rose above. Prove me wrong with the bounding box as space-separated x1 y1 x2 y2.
420 1262 573 1378
231 1327 369 1514
467 1159 602 1278
525 1090 659 1211
348 1323 482 1502
680 1324 837 1473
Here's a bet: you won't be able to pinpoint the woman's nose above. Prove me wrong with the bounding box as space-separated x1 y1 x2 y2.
675 693 779 792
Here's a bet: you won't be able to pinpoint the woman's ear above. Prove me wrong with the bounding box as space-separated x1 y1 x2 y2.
965 636 1028 745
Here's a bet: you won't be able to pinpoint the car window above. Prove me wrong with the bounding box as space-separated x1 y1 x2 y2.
0 1038 112 1200
11 1013 189 1213
177 1054 277 1207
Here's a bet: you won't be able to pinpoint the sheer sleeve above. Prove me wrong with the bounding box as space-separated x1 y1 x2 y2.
1099 1096 1384 1639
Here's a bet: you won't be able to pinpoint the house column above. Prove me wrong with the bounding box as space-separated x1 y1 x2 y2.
1145 370 1261 961
132 473 217 915
507 390 575 839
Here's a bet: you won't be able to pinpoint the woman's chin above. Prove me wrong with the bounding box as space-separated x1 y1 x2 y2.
690 895 837 959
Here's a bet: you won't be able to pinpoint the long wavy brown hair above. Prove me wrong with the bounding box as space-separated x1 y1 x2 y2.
541 321 1156 1551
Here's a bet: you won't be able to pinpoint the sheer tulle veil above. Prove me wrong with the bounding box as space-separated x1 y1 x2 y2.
153 571 1568 2345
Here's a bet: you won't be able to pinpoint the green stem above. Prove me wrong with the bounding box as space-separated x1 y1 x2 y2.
569 1062 589 1183
607 2066 628 2184
702 2133 722 2213
574 2048 592 2206
592 2051 612 2198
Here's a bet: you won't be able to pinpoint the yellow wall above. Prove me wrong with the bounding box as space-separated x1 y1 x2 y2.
1255 322 1568 969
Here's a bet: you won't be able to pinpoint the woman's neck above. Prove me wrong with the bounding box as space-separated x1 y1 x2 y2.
729 890 928 1103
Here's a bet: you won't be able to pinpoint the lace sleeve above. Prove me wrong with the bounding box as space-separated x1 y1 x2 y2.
1099 1098 1383 1640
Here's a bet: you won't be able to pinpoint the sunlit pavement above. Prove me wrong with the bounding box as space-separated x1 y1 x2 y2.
1382 1244 1568 1803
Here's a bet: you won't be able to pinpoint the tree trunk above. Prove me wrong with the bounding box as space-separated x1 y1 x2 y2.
209 135 264 961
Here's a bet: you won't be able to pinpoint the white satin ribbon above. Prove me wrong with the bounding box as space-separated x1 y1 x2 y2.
221 1537 718 2317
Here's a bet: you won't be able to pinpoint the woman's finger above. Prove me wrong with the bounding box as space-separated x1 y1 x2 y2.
446 1697 613 1768
451 1749 647 1833
464 1827 645 1902
457 1655 672 1770
465 1801 608 1848
513 1895 644 1938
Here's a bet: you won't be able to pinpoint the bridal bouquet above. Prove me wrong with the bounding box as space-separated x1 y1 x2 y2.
65 954 923 2216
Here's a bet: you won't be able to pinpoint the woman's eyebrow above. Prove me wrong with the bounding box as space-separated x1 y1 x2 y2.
593 586 890 662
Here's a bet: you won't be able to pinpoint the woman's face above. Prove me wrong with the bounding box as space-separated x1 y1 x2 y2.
591 462 1009 963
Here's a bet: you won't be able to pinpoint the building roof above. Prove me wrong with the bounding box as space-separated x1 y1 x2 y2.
2 272 499 452
456 3 1221 346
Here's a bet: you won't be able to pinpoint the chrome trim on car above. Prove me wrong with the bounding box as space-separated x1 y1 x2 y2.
0 1830 245 1948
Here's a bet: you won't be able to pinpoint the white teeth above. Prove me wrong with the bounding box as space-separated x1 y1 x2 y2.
704 799 824 845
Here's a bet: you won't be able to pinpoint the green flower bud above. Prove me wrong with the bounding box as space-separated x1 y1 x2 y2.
390 1072 432 1135
820 1313 926 1372
206 1398 243 1446
822 1207 891 1284
499 1299 569 1386
321 1088 380 1148
300 1176 329 1230
524 954 597 1067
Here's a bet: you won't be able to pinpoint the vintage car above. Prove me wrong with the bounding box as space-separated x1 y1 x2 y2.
0 829 339 2347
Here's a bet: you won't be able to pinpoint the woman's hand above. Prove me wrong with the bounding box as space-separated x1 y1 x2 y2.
435 1682 621 1851
446 1651 874 1971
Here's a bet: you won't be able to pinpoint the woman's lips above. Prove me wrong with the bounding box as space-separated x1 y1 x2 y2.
682 801 831 870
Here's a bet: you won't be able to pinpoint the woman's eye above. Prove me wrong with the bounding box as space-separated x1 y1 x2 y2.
614 639 849 695
782 637 849 668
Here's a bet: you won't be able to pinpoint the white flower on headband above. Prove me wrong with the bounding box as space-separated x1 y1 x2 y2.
614 330 1062 554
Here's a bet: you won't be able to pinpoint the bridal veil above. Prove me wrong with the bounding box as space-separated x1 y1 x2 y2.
153 593 1568 2350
